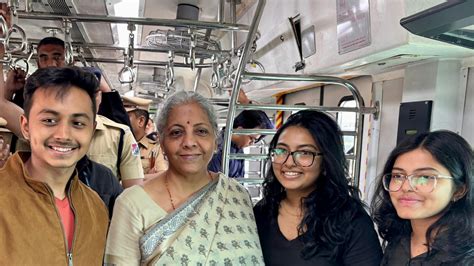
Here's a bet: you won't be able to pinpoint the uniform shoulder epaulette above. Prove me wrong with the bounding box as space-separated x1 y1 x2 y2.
98 115 131 132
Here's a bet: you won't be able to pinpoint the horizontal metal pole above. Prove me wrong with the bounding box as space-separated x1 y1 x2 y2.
232 128 357 136
228 152 354 161
244 71 355 84
233 128 277 135
236 103 377 114
209 98 232 105
228 154 269 160
8 38 231 58
234 178 264 184
81 57 213 68
346 155 356 160
17 11 250 32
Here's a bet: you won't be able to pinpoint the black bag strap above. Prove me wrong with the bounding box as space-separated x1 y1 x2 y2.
116 128 125 177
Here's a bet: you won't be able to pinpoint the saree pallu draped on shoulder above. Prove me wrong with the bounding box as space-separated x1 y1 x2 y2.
139 175 264 265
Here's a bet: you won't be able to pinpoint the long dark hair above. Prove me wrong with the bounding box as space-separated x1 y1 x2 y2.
372 130 474 262
260 110 365 260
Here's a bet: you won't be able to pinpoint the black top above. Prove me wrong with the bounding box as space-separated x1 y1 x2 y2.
254 201 382 266
208 131 244 178
98 91 132 128
77 156 123 217
381 235 474 266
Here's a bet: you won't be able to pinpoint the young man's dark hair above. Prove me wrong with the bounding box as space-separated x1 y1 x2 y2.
23 66 98 119
233 110 273 142
233 110 272 129
37 36 65 50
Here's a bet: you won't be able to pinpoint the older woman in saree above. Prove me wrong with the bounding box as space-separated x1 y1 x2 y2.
105 91 264 265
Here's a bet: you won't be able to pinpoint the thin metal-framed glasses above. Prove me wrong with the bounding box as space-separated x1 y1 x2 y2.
382 173 453 193
270 148 323 167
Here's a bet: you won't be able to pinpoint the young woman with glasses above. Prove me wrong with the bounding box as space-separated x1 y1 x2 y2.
253 110 382 265
372 130 473 265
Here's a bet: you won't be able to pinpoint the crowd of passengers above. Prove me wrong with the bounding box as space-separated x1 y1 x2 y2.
0 6 473 265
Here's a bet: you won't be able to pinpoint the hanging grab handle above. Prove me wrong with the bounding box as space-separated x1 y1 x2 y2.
0 15 8 39
64 42 74 65
4 24 27 54
118 66 135 84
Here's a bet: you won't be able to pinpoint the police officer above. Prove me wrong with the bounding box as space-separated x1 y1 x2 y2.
122 96 167 179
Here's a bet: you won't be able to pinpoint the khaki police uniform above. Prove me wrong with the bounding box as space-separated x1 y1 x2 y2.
122 96 167 174
139 136 167 174
87 115 144 181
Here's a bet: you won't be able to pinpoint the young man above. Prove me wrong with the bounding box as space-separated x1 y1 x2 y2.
122 96 167 178
208 110 273 178
0 33 143 187
0 67 108 264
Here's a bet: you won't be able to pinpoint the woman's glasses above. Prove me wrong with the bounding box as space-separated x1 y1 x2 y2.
270 148 323 167
382 173 453 193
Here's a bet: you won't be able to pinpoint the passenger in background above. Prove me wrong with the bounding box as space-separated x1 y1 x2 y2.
0 117 11 168
209 90 273 178
122 96 167 179
372 130 473 265
145 118 159 141
0 67 108 264
254 110 382 265
105 91 263 265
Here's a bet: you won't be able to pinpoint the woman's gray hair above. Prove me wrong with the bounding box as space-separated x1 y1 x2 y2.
156 91 218 140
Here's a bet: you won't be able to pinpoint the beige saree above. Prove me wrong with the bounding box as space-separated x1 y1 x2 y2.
139 175 264 265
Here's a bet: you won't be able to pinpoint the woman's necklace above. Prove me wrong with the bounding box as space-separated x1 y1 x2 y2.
164 171 213 211
280 200 303 217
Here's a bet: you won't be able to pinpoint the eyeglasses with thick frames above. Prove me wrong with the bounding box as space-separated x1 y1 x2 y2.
382 173 453 193
270 148 323 167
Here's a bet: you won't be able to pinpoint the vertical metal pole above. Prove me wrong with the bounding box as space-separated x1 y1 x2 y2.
218 0 225 23
230 0 237 55
221 0 266 176
24 0 30 13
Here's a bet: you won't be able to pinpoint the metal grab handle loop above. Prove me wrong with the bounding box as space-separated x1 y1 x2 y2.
0 53 12 64
166 51 175 88
64 42 74 65
220 60 234 88
10 57 29 73
210 55 221 89
5 24 27 53
118 66 135 84
211 65 220 89
188 30 196 70
0 16 8 39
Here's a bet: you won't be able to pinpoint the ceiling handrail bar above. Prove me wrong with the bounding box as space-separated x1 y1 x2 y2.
235 103 377 114
17 11 250 32
232 128 358 136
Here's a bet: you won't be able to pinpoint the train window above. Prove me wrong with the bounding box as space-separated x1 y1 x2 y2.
337 96 356 155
